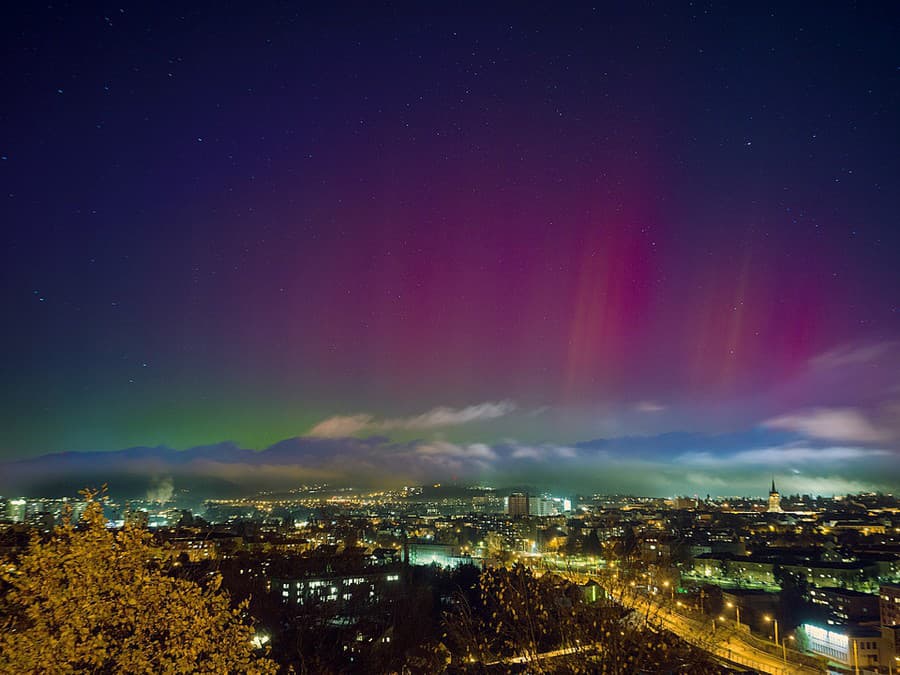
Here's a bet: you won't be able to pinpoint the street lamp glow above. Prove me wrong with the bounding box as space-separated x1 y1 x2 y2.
763 615 781 650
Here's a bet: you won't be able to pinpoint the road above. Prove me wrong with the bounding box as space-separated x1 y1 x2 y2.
485 645 582 666
646 600 818 675
553 570 824 675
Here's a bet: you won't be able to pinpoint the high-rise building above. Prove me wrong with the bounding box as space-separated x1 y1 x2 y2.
767 479 782 513
506 493 529 517
529 497 551 517
529 496 562 517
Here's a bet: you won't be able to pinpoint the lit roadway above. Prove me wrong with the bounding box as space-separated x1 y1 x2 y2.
630 595 820 675
529 566 824 675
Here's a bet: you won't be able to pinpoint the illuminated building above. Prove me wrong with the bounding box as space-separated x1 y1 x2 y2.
405 542 475 568
881 584 900 627
808 587 879 625
6 498 25 523
506 493 529 517
767 479 782 513
529 496 559 517
274 571 401 606
800 623 885 669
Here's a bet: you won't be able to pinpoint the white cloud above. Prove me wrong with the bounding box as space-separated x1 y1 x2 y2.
635 401 666 413
809 341 896 370
680 443 890 467
416 441 498 461
772 475 884 496
307 401 516 437
510 446 542 459
763 407 893 443
308 414 375 438
510 444 578 460
392 401 516 430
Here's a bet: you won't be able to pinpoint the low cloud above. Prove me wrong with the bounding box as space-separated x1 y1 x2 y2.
415 441 498 462
308 401 516 437
4 426 897 499
763 407 893 443
509 444 578 460
679 443 890 467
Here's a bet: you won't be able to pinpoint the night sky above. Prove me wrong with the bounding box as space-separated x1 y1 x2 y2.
2 2 899 497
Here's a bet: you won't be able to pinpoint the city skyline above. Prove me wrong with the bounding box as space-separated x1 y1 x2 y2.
2 3 899 498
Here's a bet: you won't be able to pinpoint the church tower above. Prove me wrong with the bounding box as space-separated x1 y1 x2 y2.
767 478 782 513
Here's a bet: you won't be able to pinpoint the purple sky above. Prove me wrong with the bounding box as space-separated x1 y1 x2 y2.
2 3 899 496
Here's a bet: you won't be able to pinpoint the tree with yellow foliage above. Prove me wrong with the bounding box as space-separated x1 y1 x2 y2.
0 490 277 674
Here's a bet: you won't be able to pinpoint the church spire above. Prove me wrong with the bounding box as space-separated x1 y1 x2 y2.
767 477 783 513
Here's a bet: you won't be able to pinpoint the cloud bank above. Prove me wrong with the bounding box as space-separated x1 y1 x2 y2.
308 400 517 437
763 407 893 443
3 428 897 499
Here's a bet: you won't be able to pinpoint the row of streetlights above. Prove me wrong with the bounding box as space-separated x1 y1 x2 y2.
652 582 794 672
640 574 799 670
717 603 792 665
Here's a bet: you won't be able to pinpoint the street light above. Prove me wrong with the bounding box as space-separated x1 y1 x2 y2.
726 601 741 629
764 616 785 663
663 579 674 601
781 633 794 664
764 615 779 645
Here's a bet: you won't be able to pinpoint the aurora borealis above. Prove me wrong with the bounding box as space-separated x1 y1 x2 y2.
2 3 899 497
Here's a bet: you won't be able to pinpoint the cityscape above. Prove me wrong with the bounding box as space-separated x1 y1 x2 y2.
3 480 900 672
2 2 900 674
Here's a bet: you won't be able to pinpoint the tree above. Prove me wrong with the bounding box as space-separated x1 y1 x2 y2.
773 565 810 631
0 491 277 674
444 564 719 674
444 564 573 671
582 529 603 557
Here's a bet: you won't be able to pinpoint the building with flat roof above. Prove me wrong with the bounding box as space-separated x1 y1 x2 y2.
506 493 529 517
800 623 886 670
405 541 477 568
273 570 402 606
